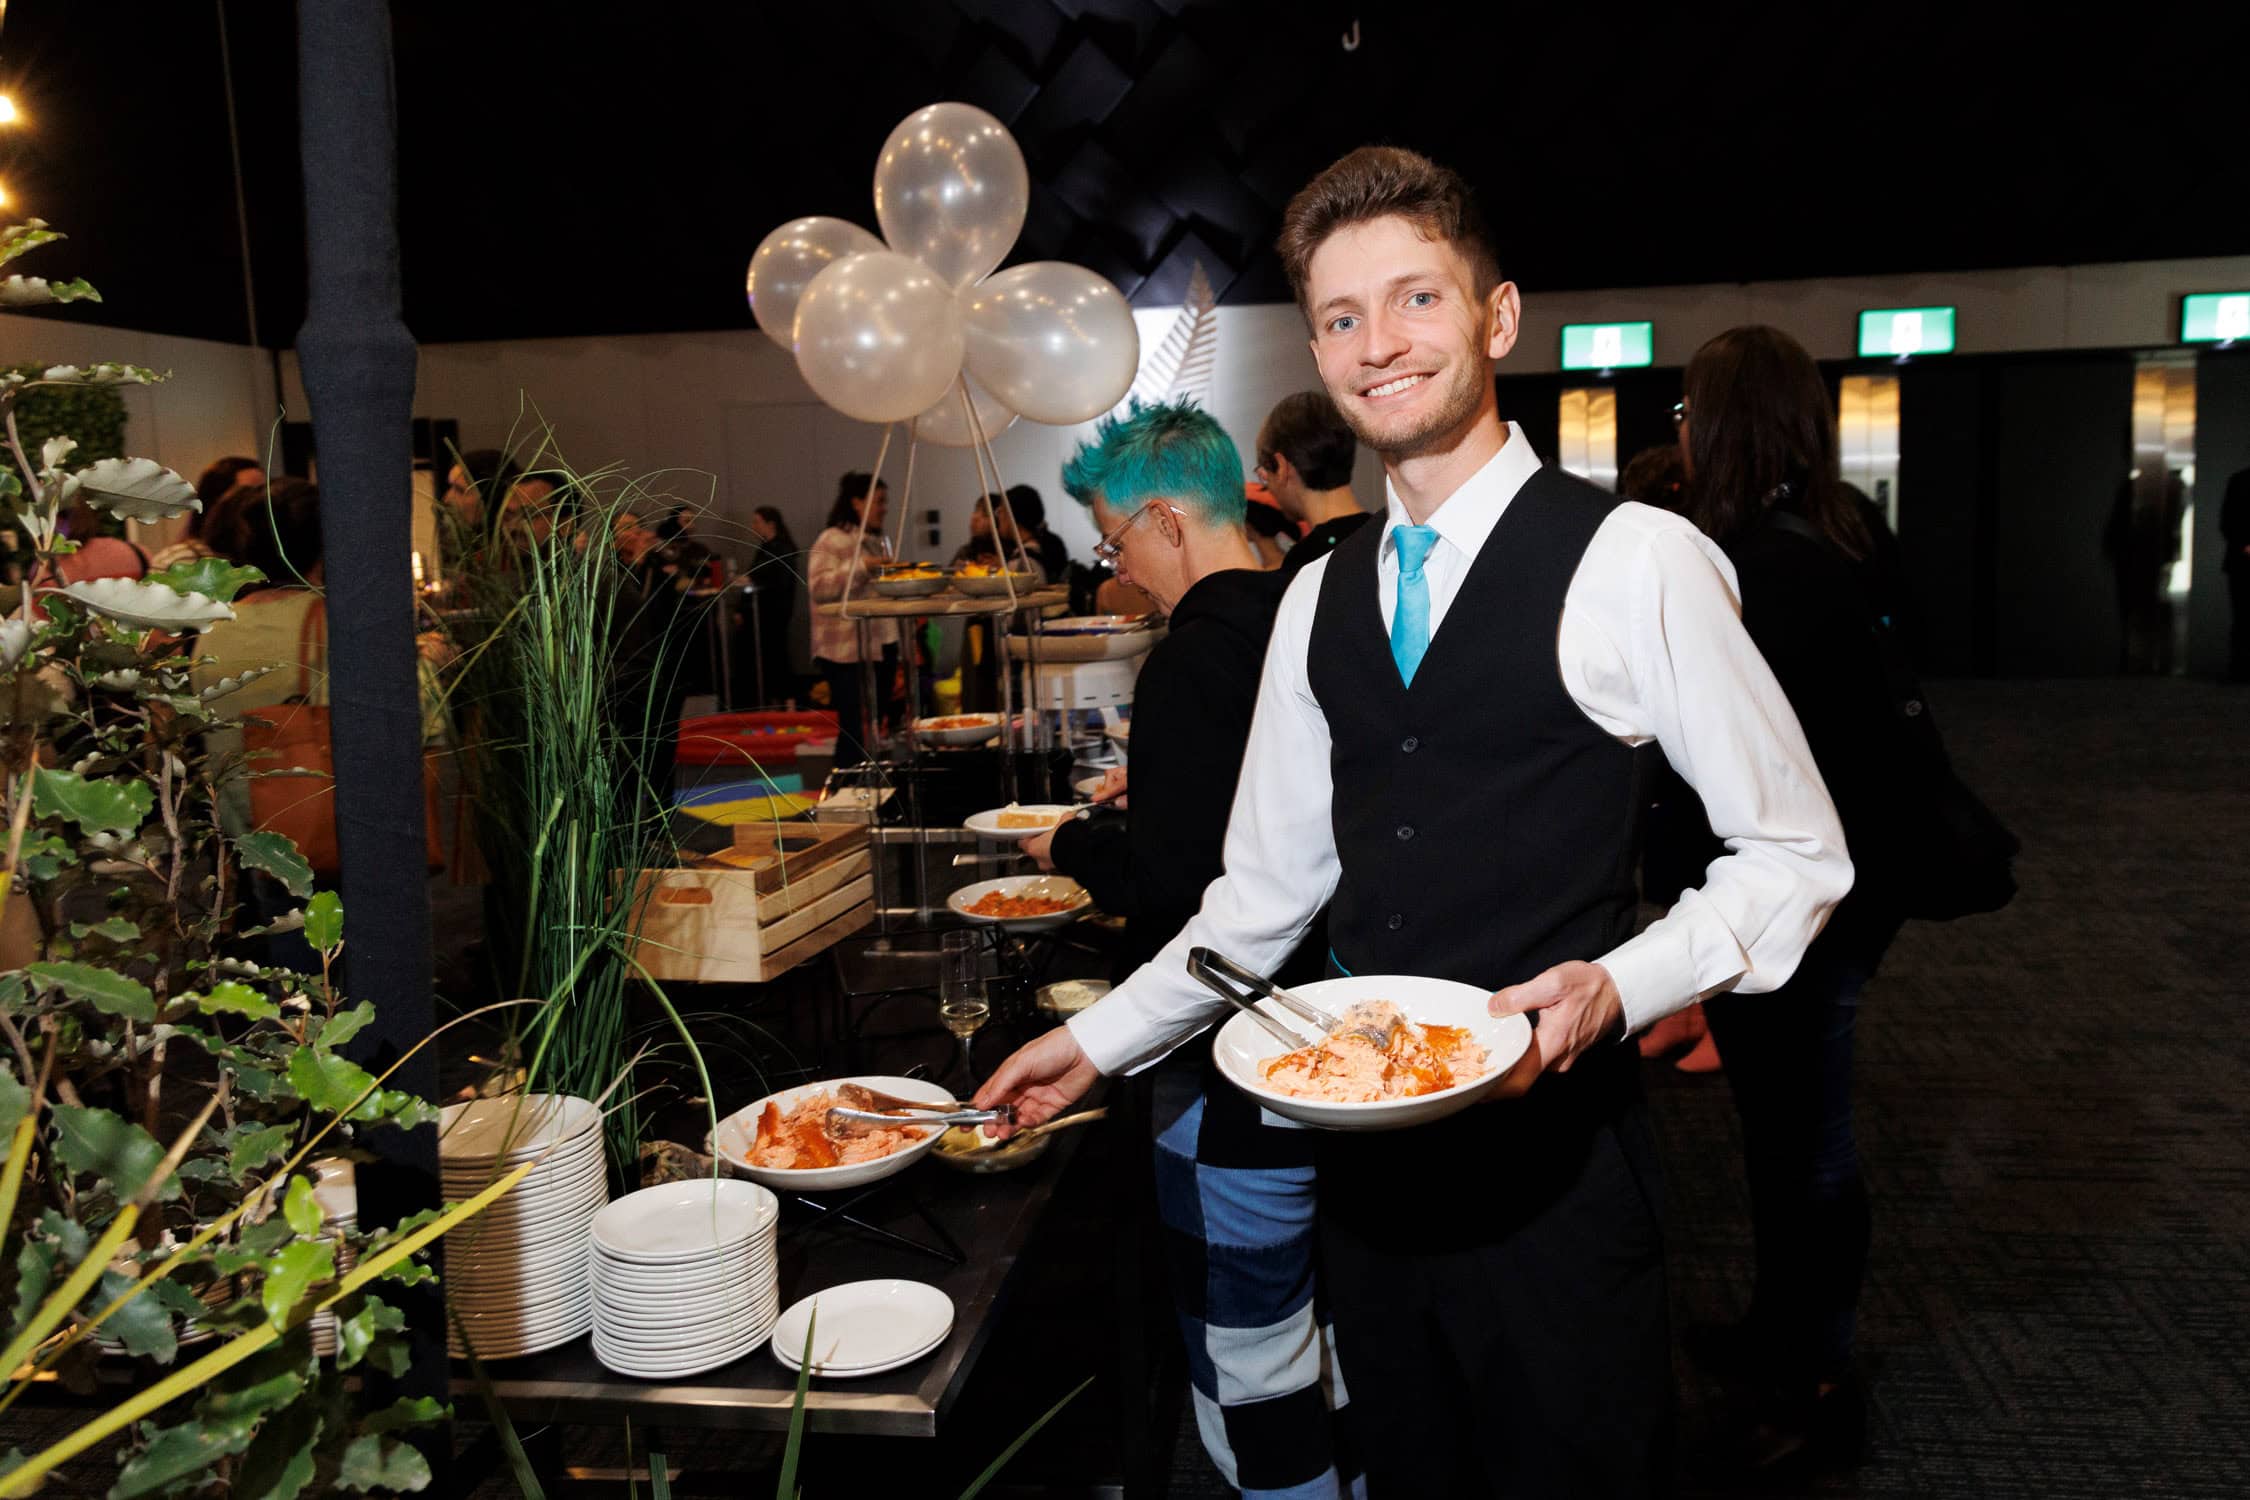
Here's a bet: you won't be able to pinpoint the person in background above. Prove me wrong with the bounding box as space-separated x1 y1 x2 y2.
739 505 801 705
150 456 266 571
2222 465 2250 682
1617 442 1722 1073
1006 484 1072 582
443 449 522 534
1657 325 1917 1479
977 145 1851 1497
1021 400 1356 1500
807 472 901 764
1258 390 1372 584
1242 487 1293 569
54 496 148 584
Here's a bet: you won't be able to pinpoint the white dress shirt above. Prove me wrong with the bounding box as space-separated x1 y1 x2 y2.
1067 423 1853 1077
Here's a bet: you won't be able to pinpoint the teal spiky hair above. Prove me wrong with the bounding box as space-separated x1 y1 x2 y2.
1060 398 1246 528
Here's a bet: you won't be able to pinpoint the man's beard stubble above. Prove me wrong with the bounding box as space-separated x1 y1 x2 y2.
1336 355 1489 462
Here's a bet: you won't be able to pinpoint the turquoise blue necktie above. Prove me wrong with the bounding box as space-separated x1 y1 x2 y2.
1390 524 1440 686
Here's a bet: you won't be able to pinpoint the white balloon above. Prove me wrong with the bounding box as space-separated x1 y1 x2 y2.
745 216 884 349
962 262 1140 426
793 251 966 425
910 372 1018 448
873 103 1028 290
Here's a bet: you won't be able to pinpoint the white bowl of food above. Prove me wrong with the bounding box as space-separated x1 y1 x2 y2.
913 713 1003 747
708 1075 953 1192
963 804 1075 840
947 875 1092 932
1211 975 1533 1131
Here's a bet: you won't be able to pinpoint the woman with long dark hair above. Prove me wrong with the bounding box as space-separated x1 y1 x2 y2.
1668 325 1911 1478
806 473 900 762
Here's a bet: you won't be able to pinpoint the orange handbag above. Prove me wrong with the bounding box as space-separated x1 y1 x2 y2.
241 597 443 877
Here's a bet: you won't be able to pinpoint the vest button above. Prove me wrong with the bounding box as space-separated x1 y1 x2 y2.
1386 913 1404 931
1401 736 1419 753
1396 824 1414 841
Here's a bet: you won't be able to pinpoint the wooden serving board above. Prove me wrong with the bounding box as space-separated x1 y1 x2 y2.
625 825 875 982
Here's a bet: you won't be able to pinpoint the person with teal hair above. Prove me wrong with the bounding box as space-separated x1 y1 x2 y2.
1027 398 1357 1497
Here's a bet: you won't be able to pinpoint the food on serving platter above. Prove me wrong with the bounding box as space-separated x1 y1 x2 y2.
747 1090 927 1169
919 715 998 730
964 888 1083 919
995 807 1067 830
1258 1000 1489 1102
952 561 1024 577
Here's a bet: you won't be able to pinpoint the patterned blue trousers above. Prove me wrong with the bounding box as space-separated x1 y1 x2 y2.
1150 1064 1363 1499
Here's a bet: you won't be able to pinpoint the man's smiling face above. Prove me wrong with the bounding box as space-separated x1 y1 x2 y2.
1304 215 1512 460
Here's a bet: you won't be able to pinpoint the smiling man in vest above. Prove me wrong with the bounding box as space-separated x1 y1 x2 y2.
978 146 1853 1495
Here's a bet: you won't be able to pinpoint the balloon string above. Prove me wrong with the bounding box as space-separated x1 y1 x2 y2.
961 381 1021 614
894 434 918 562
841 421 896 614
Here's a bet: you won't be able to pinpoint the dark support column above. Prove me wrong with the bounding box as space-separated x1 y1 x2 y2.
293 0 445 1468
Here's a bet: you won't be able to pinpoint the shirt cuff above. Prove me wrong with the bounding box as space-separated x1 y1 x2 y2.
1066 991 1151 1076
1596 915 1746 1037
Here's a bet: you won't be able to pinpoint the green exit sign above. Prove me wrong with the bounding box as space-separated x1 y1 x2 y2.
1859 307 1956 358
2181 292 2250 344
1560 322 1653 371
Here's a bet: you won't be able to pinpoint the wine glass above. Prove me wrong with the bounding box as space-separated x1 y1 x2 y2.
939 931 990 1081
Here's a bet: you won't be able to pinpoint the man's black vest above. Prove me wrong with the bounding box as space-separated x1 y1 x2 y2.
1306 464 1650 1244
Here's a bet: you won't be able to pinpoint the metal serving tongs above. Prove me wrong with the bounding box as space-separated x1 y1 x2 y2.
1187 948 1402 1051
826 1104 1014 1138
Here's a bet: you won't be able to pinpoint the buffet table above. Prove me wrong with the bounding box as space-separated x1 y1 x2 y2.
453 1126 1084 1439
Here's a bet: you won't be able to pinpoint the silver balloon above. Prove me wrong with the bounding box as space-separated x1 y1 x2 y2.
793 250 967 425
872 103 1029 290
910 372 1018 448
962 262 1141 426
745 216 884 349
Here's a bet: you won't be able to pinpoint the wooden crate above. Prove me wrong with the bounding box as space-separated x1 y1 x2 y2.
627 825 873 983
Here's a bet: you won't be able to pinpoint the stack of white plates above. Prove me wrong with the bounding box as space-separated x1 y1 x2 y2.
769 1280 955 1379
590 1178 780 1379
440 1094 606 1360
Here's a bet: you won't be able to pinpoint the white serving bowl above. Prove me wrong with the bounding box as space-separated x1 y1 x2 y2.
947 874 1092 932
913 713 1003 747
709 1075 953 1193
962 804 1076 840
1210 974 1533 1132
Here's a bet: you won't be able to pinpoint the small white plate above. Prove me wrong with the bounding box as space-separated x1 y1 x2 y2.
438 1094 601 1163
947 875 1092 932
591 1260 777 1301
590 1179 778 1264
596 1286 778 1333
768 1280 953 1376
963 804 1076 840
1210 974 1533 1131
709 1076 953 1193
593 1335 765 1380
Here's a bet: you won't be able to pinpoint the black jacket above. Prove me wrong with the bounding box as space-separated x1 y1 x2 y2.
1048 567 1301 978
1277 510 1374 585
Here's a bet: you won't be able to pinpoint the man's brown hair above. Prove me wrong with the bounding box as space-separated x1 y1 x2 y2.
1276 146 1503 320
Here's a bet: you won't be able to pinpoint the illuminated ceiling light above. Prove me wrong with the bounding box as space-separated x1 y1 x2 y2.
0 96 17 125
0 181 12 209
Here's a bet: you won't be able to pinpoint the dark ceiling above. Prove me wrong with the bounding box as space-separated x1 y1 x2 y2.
1 1 2244 348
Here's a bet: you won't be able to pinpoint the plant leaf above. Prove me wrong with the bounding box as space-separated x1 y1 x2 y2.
10 1240 53 1337
286 1048 377 1120
191 981 280 1022
259 1239 333 1329
19 833 77 881
303 891 343 954
315 1002 374 1051
26 960 155 1020
282 1176 322 1239
110 1417 250 1500
59 576 234 631
56 456 199 524
0 220 63 267
0 1064 27 1143
955 1374 1095 1499
361 1395 446 1437
0 619 29 673
226 1123 293 1179
336 1293 405 1371
232 1392 321 1500
68 915 140 943
197 1343 306 1424
337 1432 432 1494
31 767 153 836
235 831 313 899
32 361 163 388
0 273 99 308
150 556 266 605
90 1267 178 1363
51 1104 177 1201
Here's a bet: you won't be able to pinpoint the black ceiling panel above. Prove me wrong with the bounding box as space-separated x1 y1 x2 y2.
0 0 2239 346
